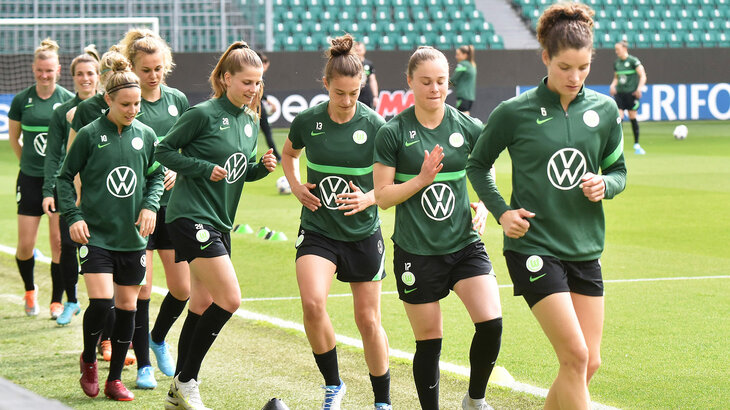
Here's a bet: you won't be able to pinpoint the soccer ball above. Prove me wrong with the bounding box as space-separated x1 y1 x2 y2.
673 124 688 140
262 100 274 116
276 176 291 195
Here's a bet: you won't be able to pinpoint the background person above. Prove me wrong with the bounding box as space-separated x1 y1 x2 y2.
610 40 647 155
452 45 477 116
354 42 379 111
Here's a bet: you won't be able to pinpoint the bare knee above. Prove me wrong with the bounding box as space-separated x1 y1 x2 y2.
354 310 381 338
216 294 241 313
559 344 590 376
587 355 601 381
301 297 327 323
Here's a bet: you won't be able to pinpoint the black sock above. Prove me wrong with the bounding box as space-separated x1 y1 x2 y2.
631 119 640 144
108 308 136 381
413 338 442 410
176 310 200 376
370 369 391 405
468 318 503 400
16 256 34 291
313 347 340 386
50 262 63 303
82 298 113 363
178 303 232 382
101 303 116 344
60 243 79 303
133 298 151 368
151 292 188 344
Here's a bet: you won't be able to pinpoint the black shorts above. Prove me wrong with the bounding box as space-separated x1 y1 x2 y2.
147 206 175 250
78 245 146 286
393 241 493 304
16 171 44 216
167 218 231 263
614 92 639 111
504 251 604 308
295 227 386 283
456 98 473 112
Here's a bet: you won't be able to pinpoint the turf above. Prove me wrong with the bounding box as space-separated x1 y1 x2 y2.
0 120 728 408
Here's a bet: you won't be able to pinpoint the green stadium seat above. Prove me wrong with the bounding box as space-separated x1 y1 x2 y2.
700 31 718 47
666 33 684 47
683 32 702 47
379 35 396 50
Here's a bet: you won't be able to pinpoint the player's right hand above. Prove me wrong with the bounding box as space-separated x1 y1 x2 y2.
293 182 321 212
42 197 55 216
210 165 228 181
416 144 444 187
69 220 90 244
499 208 535 238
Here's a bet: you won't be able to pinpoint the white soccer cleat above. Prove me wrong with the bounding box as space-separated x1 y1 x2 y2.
321 380 346 409
462 392 494 410
167 375 210 410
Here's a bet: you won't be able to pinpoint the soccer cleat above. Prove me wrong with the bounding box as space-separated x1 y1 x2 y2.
125 347 137 366
321 380 346 410
169 375 211 410
164 385 181 410
50 302 63 319
374 403 392 410
79 355 99 398
56 301 81 326
24 285 39 316
149 333 176 376
99 339 112 361
104 379 134 401
461 393 494 410
634 143 646 155
136 365 157 389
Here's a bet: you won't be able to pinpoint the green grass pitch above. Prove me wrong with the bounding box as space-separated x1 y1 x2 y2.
0 120 727 408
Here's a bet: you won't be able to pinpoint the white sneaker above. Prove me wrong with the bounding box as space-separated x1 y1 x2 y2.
633 143 646 155
462 392 494 410
321 380 346 409
168 375 210 410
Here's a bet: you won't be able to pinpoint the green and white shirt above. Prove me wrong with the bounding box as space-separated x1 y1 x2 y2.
70 93 108 132
8 85 74 177
452 60 476 102
614 54 642 94
155 94 269 232
43 94 82 198
374 105 484 255
466 78 627 261
288 101 385 242
57 115 163 251
135 85 189 207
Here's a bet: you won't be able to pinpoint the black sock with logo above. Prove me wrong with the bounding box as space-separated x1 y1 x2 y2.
175 310 200 376
82 298 113 363
469 318 503 399
133 298 151 368
370 369 391 405
178 303 232 383
61 243 79 303
413 338 442 410
631 119 640 144
313 347 340 386
16 256 34 291
108 308 136 381
50 262 63 303
151 292 188 344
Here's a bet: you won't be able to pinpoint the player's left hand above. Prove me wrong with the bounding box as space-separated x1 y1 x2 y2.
136 209 157 237
580 172 605 202
633 89 642 99
471 201 489 236
336 181 373 216
163 169 177 191
261 148 277 172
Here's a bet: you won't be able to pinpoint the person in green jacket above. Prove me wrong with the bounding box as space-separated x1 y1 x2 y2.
58 54 164 401
281 34 390 410
466 4 626 409
452 45 477 116
8 38 74 318
156 41 277 410
42 45 101 326
610 40 647 155
118 27 191 389
373 46 502 410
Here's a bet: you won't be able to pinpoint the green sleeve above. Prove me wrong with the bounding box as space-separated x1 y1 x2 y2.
141 132 165 212
57 128 90 225
8 92 24 121
245 138 270 182
373 124 399 167
288 114 305 149
600 111 627 200
452 63 467 87
42 108 67 198
466 103 512 221
155 107 216 178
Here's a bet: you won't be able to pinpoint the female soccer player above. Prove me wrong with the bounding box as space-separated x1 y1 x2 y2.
466 4 626 409
610 40 647 155
8 38 74 318
373 46 502 410
42 44 100 325
452 45 477 116
258 52 281 161
156 41 276 409
119 28 190 389
57 54 164 401
281 34 391 410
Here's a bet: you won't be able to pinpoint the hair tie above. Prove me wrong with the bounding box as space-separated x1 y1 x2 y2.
106 82 140 94
100 68 111 74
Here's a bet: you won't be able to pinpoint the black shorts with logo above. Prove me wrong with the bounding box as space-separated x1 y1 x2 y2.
614 92 639 111
16 171 44 216
295 227 386 283
456 98 473 112
504 250 604 308
146 206 175 251
393 240 493 304
167 218 231 263
78 245 146 286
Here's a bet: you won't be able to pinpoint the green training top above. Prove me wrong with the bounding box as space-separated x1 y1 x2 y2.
70 93 108 132
451 60 477 102
614 54 642 94
8 85 74 177
374 104 484 255
156 94 270 232
135 84 190 207
57 114 164 251
466 78 627 261
42 94 82 198
288 101 385 242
